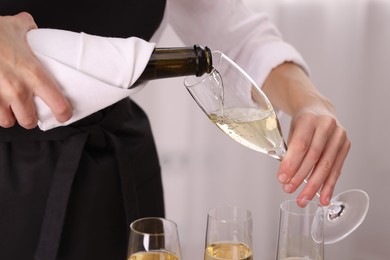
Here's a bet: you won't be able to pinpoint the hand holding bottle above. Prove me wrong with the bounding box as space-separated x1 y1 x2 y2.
0 12 72 129
1 20 212 130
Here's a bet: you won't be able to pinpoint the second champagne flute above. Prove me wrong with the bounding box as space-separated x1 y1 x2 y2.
127 217 181 260
205 205 253 260
276 200 324 260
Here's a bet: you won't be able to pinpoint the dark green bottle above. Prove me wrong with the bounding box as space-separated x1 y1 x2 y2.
131 44 213 88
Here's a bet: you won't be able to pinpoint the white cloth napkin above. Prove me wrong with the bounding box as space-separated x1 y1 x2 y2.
26 28 156 131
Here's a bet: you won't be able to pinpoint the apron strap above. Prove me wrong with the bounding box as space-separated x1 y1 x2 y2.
34 132 89 260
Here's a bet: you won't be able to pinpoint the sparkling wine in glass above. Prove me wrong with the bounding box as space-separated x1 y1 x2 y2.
184 51 369 244
127 217 181 260
205 205 253 260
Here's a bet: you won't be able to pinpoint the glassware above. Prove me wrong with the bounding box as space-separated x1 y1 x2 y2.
127 217 181 260
276 200 324 260
184 51 369 244
205 205 253 260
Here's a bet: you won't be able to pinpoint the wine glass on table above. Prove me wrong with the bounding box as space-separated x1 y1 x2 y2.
205 205 253 260
184 51 369 244
127 217 181 260
276 200 324 260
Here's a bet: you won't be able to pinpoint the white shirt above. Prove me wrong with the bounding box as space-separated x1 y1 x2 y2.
164 0 309 88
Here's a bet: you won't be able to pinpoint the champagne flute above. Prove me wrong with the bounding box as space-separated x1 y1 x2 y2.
205 205 253 260
184 51 369 244
127 217 181 260
276 199 324 260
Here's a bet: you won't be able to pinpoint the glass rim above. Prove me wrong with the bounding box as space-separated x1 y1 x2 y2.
280 199 324 216
183 67 217 88
129 217 178 236
208 204 252 223
183 50 223 89
184 50 260 91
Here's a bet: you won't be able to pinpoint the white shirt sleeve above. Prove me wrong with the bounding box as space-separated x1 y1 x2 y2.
166 0 310 89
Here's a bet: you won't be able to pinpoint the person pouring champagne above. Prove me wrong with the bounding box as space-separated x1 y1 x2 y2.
0 0 355 259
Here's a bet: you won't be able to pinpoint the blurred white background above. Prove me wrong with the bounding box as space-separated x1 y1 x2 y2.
132 0 390 259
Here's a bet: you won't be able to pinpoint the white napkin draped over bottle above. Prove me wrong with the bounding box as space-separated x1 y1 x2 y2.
26 28 156 131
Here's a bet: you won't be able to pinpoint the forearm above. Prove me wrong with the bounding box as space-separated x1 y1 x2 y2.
262 62 334 117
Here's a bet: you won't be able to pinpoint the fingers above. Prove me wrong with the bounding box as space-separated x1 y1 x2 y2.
15 12 73 123
25 60 73 123
278 113 333 189
277 112 350 206
277 119 311 185
0 12 72 129
0 70 37 128
296 127 349 206
8 96 38 129
0 104 16 128
0 60 73 129
318 135 350 205
14 12 38 30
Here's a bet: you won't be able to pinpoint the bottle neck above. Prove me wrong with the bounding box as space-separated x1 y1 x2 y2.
194 45 213 76
131 45 213 88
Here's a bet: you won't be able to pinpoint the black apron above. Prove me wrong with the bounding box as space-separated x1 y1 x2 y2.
0 1 166 260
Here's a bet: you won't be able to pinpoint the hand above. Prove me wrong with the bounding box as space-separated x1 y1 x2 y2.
279 105 350 207
0 12 72 129
262 62 351 207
